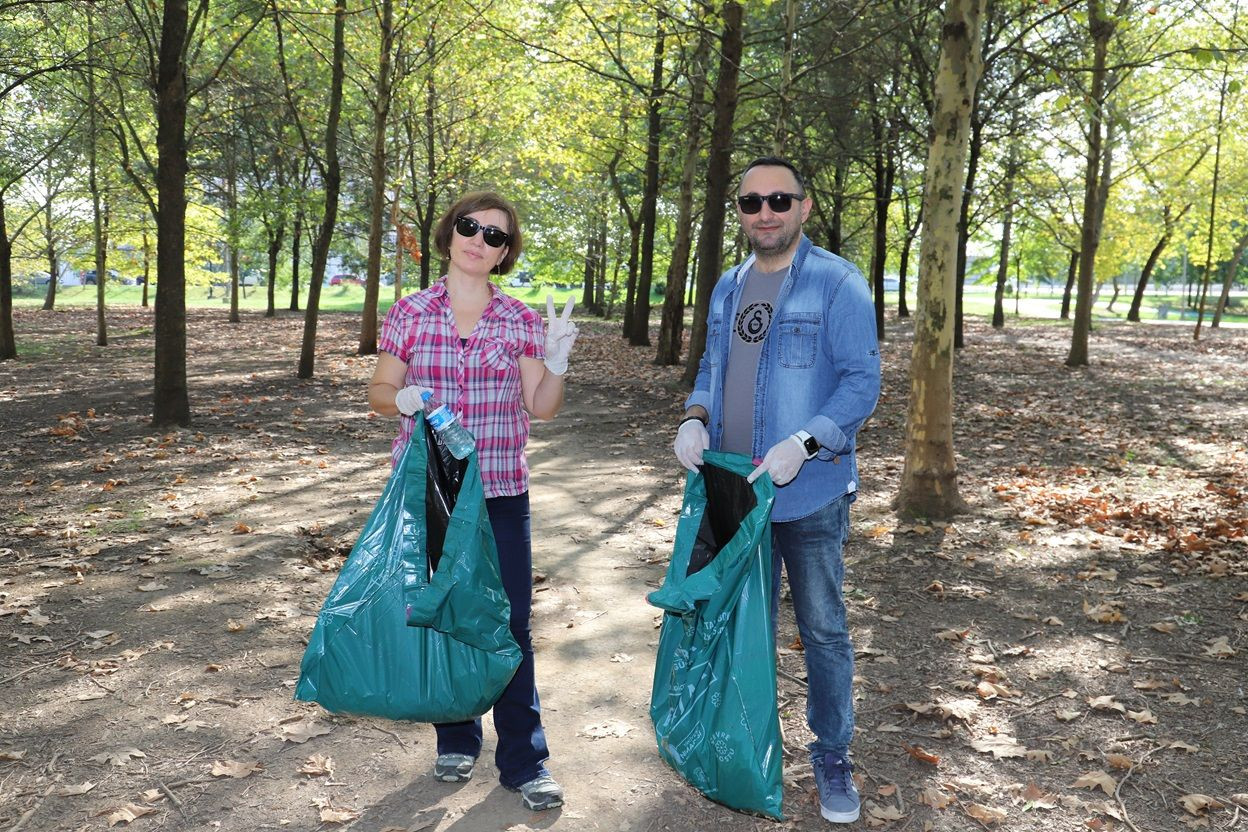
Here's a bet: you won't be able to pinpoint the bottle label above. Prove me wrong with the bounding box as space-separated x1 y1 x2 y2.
426 406 454 431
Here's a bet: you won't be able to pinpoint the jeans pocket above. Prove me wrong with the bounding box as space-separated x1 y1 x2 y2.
777 315 819 368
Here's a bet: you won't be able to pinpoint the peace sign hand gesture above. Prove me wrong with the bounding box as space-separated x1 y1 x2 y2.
543 295 579 376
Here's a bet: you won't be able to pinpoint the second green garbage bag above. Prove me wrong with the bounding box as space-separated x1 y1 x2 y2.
295 417 521 723
648 451 783 819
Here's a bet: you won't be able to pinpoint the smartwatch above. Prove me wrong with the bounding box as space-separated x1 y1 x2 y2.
792 430 819 459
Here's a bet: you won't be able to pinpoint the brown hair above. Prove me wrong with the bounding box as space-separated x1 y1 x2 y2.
433 191 523 276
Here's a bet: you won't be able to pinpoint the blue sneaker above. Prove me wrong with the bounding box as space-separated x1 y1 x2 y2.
813 754 860 823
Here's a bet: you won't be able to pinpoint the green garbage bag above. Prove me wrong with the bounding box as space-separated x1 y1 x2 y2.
648 451 783 819
295 418 521 723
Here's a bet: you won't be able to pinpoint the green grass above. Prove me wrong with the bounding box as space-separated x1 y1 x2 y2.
11 283 587 314
14 282 1247 326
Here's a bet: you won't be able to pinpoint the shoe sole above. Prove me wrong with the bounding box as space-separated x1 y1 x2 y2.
435 772 472 782
820 805 860 823
522 795 563 811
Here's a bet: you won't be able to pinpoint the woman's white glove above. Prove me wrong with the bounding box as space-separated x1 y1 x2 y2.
747 436 808 486
544 295 579 376
394 385 432 416
674 418 710 472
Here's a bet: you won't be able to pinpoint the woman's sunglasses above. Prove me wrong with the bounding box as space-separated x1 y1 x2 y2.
454 215 511 248
736 192 805 215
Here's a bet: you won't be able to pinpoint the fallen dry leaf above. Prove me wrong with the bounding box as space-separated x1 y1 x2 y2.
965 802 1008 824
1179 794 1225 816
1151 621 1178 633
136 582 169 593
1073 770 1118 796
1026 749 1054 763
1204 636 1236 659
1126 708 1157 724
300 754 335 777
971 736 1027 759
936 699 979 721
1087 695 1126 713
54 781 97 796
106 803 157 826
1169 740 1200 753
212 759 262 779
1056 708 1083 722
902 743 940 765
919 786 955 808
279 722 333 744
1106 753 1134 770
90 748 146 767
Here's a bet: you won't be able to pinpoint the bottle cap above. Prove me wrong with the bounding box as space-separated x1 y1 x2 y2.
420 390 432 402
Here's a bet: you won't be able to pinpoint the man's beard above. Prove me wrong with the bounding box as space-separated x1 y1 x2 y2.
748 226 798 256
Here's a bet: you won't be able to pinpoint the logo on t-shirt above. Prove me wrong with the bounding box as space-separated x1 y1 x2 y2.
735 302 773 344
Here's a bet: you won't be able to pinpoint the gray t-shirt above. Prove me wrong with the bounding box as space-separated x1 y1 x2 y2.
720 266 787 455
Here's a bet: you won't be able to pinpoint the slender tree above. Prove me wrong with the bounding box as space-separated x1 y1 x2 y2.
896 0 986 519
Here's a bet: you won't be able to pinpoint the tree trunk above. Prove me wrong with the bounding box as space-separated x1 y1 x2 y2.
991 141 1017 329
152 0 191 426
1212 229 1248 328
953 112 982 349
772 0 798 153
896 0 985 520
581 219 598 312
629 21 665 347
227 138 241 324
359 0 393 355
420 71 436 290
594 213 607 314
898 206 920 318
682 0 742 386
265 219 284 317
42 194 57 311
289 207 302 311
141 228 151 308
869 82 895 341
1060 249 1078 319
297 1 345 379
1194 57 1230 339
656 24 710 365
88 9 108 347
827 158 847 255
1066 0 1118 366
0 192 14 360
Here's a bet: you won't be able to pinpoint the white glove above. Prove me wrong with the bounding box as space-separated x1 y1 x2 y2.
674 418 710 472
747 436 809 486
544 294 579 375
394 385 432 416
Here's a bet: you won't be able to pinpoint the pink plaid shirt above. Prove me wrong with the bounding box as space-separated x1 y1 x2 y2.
378 278 546 498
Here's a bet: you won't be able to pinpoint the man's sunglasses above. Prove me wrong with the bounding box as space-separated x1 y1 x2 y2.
736 192 805 215
454 215 511 248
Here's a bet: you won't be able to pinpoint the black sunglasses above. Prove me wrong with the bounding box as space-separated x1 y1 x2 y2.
736 192 805 215
454 215 511 248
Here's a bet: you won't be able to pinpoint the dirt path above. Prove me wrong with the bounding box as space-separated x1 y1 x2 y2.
1 308 1246 832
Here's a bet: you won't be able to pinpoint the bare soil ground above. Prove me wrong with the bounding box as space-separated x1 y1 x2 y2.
1 306 1245 832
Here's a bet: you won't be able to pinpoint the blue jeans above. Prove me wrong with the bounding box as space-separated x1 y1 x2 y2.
770 494 854 761
435 492 550 788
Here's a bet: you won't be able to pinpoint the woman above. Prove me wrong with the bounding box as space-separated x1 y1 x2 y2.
368 191 577 811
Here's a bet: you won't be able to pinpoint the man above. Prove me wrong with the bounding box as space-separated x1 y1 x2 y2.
673 156 880 824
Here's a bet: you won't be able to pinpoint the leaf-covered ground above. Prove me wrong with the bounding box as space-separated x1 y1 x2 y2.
0 307 1245 832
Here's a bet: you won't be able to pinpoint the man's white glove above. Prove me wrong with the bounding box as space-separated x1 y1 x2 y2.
747 436 809 486
394 385 432 417
544 294 579 376
674 418 710 472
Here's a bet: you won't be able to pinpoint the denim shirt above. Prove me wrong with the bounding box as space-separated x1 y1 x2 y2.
685 236 881 522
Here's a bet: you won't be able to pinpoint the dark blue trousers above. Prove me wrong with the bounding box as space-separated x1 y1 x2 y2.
434 492 550 788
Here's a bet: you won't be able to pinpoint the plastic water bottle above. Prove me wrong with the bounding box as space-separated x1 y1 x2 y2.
420 391 474 459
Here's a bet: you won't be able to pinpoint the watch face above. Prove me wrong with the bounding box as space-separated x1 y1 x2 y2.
803 435 819 456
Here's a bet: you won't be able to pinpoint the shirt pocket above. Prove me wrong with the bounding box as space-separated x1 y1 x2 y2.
705 315 723 367
776 314 821 369
479 336 519 377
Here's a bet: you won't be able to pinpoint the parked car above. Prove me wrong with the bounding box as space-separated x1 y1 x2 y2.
328 273 363 286
81 269 120 285
27 271 53 286
239 270 265 287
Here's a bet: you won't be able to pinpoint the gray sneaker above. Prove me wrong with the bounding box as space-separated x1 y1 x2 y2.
813 754 860 823
433 753 475 782
512 773 563 811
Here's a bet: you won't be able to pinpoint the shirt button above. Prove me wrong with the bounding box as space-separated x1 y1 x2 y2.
833 456 840 465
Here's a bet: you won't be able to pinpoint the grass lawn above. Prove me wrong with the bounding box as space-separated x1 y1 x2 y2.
11 282 1247 326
